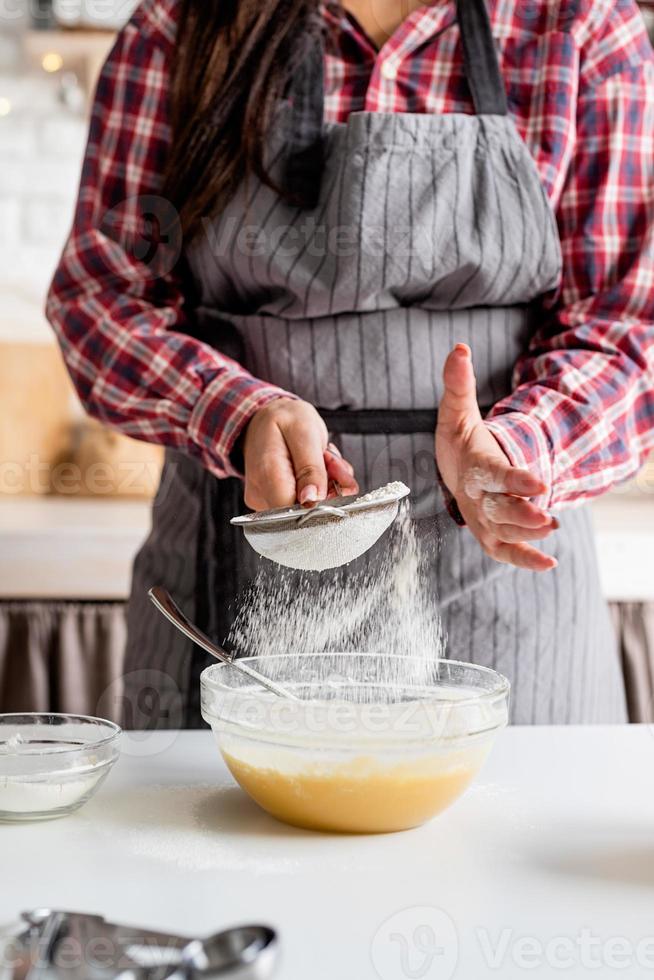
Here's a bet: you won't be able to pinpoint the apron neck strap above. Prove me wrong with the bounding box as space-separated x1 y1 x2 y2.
456 0 508 116
284 32 326 210
284 0 508 202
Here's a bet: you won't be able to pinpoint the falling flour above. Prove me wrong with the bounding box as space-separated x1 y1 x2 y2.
229 487 444 696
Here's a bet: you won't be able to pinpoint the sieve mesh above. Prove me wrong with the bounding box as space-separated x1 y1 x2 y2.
235 482 411 570
243 503 398 570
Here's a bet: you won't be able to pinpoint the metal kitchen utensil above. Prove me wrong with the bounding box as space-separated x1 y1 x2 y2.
230 483 411 571
3 909 278 979
148 587 299 701
173 926 277 979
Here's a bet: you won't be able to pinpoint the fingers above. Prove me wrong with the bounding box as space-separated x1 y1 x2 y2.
243 399 328 510
474 491 558 566
324 445 358 496
502 468 548 498
464 463 547 501
466 512 556 570
493 542 557 572
244 447 297 510
481 492 553 529
439 344 483 436
243 399 361 511
470 509 557 569
435 359 556 572
325 453 359 497
490 522 558 544
283 417 329 506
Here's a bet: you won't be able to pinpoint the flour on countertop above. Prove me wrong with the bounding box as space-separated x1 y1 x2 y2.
78 783 403 874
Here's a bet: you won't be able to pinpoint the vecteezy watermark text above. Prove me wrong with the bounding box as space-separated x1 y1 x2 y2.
371 908 654 979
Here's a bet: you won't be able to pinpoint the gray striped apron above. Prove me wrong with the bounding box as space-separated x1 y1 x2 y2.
124 0 627 729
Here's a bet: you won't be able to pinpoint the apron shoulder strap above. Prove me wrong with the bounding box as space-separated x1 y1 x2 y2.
283 0 508 203
456 0 508 116
283 31 325 209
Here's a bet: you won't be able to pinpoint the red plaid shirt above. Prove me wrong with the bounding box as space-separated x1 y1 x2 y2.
46 0 654 508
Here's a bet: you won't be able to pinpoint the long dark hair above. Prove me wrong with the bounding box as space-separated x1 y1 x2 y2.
162 0 325 241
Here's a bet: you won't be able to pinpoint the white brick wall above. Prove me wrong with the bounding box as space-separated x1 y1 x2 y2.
0 196 21 245
0 71 88 338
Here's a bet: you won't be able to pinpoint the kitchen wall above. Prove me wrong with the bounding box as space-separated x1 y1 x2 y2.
0 20 161 498
1 74 86 339
2 5 654 499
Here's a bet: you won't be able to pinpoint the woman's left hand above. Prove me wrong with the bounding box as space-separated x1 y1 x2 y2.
435 344 558 572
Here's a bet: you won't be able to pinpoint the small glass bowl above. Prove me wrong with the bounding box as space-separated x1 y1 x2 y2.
0 713 121 822
201 655 509 834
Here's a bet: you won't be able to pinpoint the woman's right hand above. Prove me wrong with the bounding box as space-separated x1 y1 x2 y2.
243 398 358 511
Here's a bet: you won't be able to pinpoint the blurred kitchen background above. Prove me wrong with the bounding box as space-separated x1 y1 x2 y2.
0 0 653 726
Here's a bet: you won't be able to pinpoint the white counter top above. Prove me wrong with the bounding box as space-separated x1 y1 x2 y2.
2 726 654 979
0 493 652 601
0 497 151 600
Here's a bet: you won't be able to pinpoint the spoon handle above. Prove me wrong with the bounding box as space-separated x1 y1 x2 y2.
148 587 299 701
149 586 234 663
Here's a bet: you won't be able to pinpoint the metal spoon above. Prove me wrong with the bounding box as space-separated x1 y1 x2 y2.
13 911 277 980
173 924 278 979
148 586 299 701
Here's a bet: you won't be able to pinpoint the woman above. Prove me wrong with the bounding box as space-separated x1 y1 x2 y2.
47 0 654 728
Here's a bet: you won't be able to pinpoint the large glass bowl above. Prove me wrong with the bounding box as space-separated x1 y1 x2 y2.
201 655 509 834
0 713 121 821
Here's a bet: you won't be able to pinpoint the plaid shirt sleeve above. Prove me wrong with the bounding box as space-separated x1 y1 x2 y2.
45 18 294 480
486 9 654 510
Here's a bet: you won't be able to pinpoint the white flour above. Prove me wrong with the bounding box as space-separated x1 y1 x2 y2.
245 506 394 571
229 491 444 695
243 480 410 572
0 772 101 813
79 783 383 874
0 733 105 815
0 733 24 754
354 481 409 503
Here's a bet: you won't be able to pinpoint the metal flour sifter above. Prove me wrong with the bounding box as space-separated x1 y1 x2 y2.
231 482 411 571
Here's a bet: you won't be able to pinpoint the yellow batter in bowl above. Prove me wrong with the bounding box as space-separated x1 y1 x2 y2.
223 749 485 833
201 654 509 834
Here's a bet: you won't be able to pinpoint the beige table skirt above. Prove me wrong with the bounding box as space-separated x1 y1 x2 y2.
611 603 654 722
0 602 126 723
0 600 653 724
